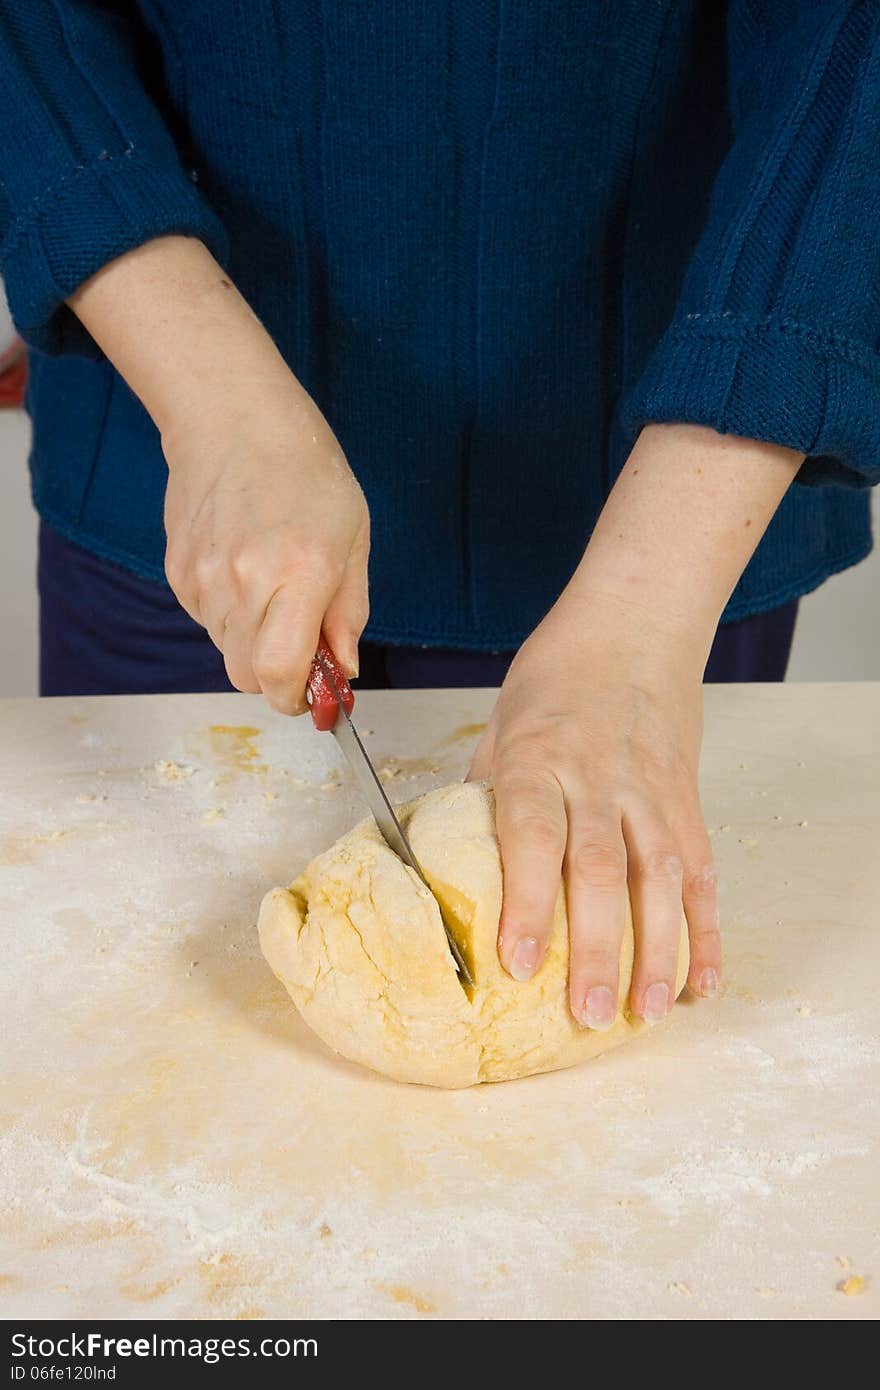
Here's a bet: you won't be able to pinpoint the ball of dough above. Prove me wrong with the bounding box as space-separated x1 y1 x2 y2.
258 781 688 1088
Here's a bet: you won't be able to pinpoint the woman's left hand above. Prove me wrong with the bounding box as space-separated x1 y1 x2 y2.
468 422 806 1028
468 584 721 1029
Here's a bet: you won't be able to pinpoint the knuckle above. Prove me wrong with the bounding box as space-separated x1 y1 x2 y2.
493 759 560 800
253 648 297 689
569 941 621 982
636 932 684 975
193 550 221 593
684 861 717 899
632 903 688 957
568 838 627 887
504 810 564 856
689 913 722 947
495 732 561 775
229 544 262 588
638 848 684 884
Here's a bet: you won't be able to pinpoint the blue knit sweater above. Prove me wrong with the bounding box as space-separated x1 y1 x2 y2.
1 1 878 647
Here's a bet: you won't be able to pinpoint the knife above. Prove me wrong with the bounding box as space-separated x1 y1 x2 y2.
306 637 474 989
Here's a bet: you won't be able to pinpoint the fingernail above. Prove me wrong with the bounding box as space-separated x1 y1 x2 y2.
642 981 669 1024
580 986 616 1031
699 967 718 997
509 936 541 981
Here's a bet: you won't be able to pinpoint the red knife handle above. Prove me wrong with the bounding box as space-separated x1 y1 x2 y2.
307 637 355 731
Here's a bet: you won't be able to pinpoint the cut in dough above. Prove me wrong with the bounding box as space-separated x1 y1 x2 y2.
258 781 689 1088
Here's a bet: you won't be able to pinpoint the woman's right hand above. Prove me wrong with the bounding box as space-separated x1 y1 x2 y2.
162 387 370 713
67 236 370 715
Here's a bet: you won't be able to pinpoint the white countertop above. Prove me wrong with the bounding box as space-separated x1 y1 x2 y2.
1 685 878 1320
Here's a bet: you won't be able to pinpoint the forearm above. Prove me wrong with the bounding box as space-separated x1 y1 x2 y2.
67 235 305 443
68 235 368 701
570 424 804 661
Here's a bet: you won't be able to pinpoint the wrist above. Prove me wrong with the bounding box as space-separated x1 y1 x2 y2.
568 541 723 656
146 310 296 446
554 577 715 676
160 370 350 497
159 367 302 463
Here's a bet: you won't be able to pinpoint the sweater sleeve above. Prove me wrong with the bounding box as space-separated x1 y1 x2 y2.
623 0 880 489
0 1 228 357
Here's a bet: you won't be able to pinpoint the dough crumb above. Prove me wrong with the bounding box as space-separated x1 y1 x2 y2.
264 791 279 802
319 779 340 791
319 1222 332 1239
668 1281 691 1297
837 1275 865 1296
380 1284 436 1314
201 808 224 823
757 1286 775 1299
155 759 194 783
795 1004 812 1018
76 793 106 804
377 756 441 783
798 820 809 828
718 824 732 833
738 835 759 848
836 1255 852 1270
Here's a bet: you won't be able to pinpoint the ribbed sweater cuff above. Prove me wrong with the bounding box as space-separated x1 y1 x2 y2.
1 149 229 357
623 316 880 489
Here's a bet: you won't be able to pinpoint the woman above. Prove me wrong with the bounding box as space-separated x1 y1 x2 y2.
2 2 877 1030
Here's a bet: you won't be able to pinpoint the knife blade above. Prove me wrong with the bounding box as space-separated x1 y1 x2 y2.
307 638 474 989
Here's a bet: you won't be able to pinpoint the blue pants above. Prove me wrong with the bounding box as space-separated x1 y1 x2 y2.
38 522 798 695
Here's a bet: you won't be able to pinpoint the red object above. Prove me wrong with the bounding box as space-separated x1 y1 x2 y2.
307 636 355 731
0 339 26 407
